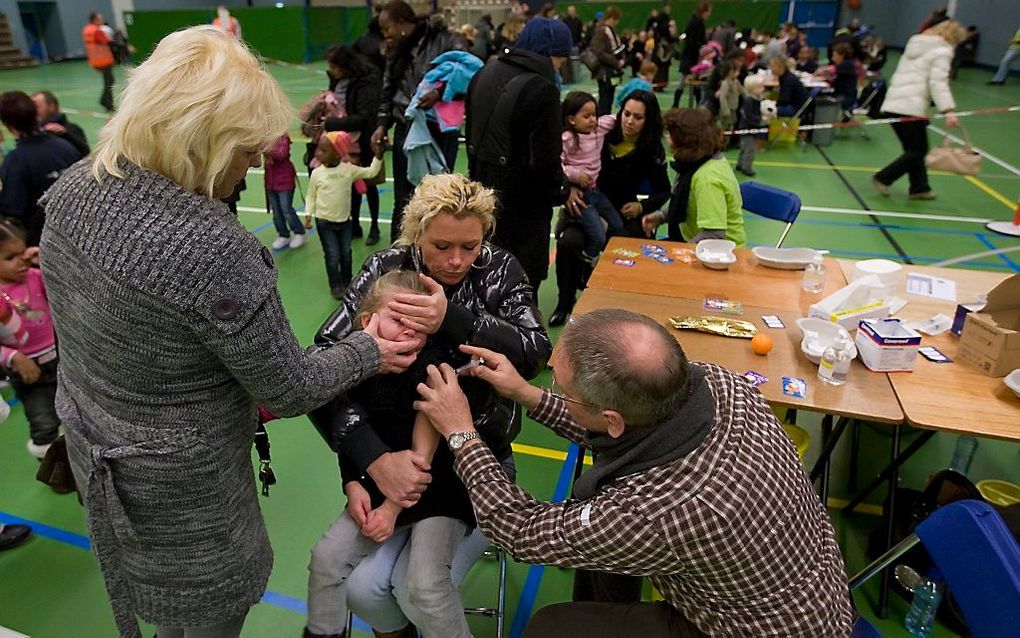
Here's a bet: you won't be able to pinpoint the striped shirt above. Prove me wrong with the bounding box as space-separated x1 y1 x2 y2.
454 362 855 636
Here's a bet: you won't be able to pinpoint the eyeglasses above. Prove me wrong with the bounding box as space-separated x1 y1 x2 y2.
549 372 593 408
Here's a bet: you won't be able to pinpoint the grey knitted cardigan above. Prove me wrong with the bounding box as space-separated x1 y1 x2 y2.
40 160 380 637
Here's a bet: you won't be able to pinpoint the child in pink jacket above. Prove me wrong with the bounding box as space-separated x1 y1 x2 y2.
561 91 624 262
265 133 307 250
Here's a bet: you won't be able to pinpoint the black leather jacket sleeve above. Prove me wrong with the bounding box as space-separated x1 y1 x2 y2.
325 74 381 134
641 155 672 216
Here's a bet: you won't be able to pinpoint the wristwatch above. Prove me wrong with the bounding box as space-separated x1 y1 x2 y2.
446 430 481 451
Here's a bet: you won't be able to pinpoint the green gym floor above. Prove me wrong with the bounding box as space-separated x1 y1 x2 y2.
0 55 1018 638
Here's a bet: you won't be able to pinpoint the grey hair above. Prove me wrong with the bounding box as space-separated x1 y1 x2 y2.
560 309 691 427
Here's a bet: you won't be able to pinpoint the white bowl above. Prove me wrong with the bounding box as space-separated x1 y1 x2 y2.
752 246 821 270
1005 370 1020 399
796 318 858 364
696 239 737 270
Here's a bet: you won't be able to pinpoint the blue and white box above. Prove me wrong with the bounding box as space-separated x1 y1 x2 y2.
855 319 922 372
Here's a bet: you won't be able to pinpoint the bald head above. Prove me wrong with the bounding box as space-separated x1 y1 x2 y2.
560 309 692 426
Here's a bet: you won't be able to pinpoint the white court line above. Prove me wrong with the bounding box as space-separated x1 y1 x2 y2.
801 205 992 224
928 124 1020 177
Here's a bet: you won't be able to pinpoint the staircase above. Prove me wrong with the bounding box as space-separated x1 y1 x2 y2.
0 13 38 69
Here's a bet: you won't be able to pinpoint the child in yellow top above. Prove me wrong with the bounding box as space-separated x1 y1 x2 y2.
307 131 383 299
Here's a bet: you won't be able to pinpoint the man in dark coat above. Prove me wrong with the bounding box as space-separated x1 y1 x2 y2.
0 91 82 246
371 0 464 244
465 17 584 298
31 91 90 157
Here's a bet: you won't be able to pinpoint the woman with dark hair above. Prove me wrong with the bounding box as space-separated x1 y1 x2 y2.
642 107 745 246
325 45 384 244
673 1 712 108
551 90 670 326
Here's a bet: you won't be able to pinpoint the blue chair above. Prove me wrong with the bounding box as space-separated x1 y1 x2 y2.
849 500 1020 638
739 181 802 248
850 617 882 638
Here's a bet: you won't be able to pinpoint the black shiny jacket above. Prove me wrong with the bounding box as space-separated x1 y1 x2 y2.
309 243 551 473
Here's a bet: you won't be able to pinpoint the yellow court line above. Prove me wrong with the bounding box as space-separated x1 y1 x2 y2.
512 442 593 465
964 175 1018 211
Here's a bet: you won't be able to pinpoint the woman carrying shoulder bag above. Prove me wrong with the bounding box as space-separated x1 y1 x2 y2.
873 20 966 201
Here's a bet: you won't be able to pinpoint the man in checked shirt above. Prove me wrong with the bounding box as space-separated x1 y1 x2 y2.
414 308 856 637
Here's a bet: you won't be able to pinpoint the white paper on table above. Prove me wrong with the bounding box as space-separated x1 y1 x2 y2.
886 296 909 314
905 273 957 301
906 313 954 336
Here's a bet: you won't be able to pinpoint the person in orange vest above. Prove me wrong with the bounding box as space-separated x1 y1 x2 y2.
82 12 115 112
213 5 242 39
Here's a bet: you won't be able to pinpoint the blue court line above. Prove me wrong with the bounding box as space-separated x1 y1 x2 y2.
507 442 581 638
0 510 338 622
975 234 1020 272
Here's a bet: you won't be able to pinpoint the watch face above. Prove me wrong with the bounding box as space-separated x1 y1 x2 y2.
449 433 465 449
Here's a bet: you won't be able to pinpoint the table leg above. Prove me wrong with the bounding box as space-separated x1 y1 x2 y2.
843 430 937 514
878 423 901 619
848 420 861 491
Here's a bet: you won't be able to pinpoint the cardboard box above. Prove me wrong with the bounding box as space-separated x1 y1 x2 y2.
809 275 892 331
951 299 986 337
958 275 1020 377
856 319 922 372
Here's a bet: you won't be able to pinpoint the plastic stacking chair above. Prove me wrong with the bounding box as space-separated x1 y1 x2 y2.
345 545 508 638
849 500 1020 638
739 181 802 248
850 616 882 638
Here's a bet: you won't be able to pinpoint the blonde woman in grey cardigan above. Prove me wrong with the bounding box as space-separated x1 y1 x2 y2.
40 26 422 638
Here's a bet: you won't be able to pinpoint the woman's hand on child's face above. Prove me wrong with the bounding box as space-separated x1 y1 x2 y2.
22 246 40 266
390 274 448 336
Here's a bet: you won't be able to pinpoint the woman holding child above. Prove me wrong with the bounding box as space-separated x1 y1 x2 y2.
306 173 552 638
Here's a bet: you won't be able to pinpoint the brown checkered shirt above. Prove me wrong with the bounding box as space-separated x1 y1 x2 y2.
454 362 855 636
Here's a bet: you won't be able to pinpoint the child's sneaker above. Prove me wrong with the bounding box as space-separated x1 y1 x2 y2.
27 439 50 460
271 236 290 250
289 234 305 249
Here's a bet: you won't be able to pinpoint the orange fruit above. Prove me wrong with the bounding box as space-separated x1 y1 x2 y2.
750 333 773 355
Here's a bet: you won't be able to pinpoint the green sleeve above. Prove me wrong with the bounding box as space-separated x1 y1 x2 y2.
691 173 728 231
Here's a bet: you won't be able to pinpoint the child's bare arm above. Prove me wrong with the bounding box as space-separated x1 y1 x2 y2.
412 411 442 465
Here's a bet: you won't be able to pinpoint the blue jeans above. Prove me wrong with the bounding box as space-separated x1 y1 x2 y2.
578 189 623 257
317 219 353 288
992 47 1020 83
268 189 305 238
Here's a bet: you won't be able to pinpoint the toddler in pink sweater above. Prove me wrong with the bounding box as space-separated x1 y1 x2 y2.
561 91 624 261
0 220 59 459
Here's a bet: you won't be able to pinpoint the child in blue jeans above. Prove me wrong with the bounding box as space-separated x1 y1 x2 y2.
306 131 383 299
560 91 624 262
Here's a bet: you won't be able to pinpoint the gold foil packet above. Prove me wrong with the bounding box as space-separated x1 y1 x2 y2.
669 316 758 339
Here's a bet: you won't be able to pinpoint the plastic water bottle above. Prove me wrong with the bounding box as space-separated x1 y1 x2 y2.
904 573 943 637
802 254 826 293
948 436 978 475
818 334 853 386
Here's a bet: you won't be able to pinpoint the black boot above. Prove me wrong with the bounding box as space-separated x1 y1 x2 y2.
352 223 364 239
549 302 573 327
366 223 380 246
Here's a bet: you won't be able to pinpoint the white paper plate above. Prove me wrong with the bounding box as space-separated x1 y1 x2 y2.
752 247 821 270
1005 370 1020 399
696 239 737 270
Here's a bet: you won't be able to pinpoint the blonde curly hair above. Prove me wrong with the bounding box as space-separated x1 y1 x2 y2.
396 173 497 247
92 26 292 198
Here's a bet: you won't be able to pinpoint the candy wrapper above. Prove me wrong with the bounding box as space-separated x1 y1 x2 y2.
668 316 758 339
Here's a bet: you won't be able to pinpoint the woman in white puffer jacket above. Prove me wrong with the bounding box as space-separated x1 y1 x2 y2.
873 20 966 200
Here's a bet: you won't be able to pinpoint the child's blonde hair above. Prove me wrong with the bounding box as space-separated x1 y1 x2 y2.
92 25 292 198
355 270 430 327
639 59 658 78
